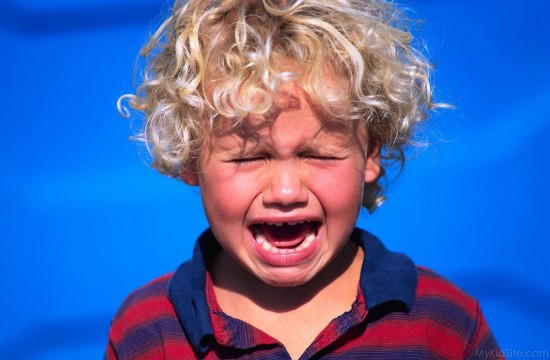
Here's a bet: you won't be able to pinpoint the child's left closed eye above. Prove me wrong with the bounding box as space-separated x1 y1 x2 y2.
302 152 342 161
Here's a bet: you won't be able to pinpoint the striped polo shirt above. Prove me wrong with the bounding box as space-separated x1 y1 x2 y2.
105 228 503 359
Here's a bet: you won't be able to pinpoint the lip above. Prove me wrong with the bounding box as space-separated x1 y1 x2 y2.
248 219 322 267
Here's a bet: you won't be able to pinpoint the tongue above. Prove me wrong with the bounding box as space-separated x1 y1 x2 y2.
257 222 313 248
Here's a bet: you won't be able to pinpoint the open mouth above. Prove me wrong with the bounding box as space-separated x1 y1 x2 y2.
251 221 320 254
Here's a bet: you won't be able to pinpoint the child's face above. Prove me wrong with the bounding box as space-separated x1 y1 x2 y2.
182 85 380 287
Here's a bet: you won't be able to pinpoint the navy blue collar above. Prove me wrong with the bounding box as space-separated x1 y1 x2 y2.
168 228 418 354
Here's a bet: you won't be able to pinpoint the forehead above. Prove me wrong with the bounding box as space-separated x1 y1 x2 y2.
208 108 365 156
202 78 366 153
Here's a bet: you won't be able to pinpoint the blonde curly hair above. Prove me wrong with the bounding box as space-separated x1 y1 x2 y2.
119 0 439 212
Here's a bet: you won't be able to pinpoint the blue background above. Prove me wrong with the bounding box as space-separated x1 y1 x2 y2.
1 0 549 358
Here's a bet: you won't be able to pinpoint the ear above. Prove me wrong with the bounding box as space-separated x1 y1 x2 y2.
364 143 381 183
180 165 200 186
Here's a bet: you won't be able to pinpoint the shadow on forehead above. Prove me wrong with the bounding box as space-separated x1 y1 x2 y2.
205 121 368 165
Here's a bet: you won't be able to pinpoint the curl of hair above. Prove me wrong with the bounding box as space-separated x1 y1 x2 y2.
119 0 442 212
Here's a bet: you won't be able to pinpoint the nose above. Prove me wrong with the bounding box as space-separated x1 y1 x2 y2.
262 161 308 207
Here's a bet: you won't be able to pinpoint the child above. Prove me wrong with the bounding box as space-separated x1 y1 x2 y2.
106 0 503 359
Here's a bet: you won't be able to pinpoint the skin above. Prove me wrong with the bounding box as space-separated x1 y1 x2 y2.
181 83 380 359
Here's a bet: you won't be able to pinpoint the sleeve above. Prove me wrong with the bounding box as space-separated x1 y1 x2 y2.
104 340 118 360
103 320 119 360
464 301 505 359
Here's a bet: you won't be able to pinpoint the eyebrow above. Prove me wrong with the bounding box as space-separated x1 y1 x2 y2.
211 135 263 155
216 134 358 158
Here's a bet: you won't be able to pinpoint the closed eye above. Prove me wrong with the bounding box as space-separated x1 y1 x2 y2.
233 157 262 163
304 154 341 161
230 157 266 166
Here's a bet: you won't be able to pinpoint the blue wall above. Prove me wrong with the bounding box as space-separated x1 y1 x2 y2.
1 0 549 358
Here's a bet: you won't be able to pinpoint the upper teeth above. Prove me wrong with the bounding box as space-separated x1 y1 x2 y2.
265 220 309 226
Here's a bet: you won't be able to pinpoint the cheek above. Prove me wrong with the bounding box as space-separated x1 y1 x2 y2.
308 165 364 213
200 170 260 221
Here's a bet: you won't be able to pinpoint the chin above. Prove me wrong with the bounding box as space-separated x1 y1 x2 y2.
254 266 319 288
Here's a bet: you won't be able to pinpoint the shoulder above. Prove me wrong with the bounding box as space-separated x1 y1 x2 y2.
114 260 195 321
410 267 501 358
411 266 481 332
117 273 173 314
110 273 179 334
106 272 193 359
359 266 502 358
415 266 479 314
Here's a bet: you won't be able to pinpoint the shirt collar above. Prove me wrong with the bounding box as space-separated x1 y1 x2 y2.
351 228 418 310
167 227 418 353
167 229 220 354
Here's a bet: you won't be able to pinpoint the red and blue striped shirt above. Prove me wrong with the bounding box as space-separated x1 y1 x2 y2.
105 228 503 359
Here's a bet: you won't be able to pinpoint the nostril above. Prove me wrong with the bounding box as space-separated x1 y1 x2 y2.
263 172 308 206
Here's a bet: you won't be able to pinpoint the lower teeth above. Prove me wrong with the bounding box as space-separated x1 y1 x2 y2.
254 227 316 254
